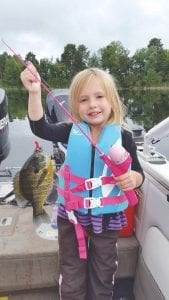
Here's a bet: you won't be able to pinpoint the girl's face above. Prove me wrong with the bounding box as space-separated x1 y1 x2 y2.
78 77 112 129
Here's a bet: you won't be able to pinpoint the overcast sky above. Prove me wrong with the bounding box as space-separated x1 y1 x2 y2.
0 0 169 61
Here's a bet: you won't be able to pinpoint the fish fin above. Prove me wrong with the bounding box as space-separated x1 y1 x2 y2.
37 169 48 187
45 173 58 205
33 208 51 226
36 223 58 241
16 198 30 208
48 159 54 174
37 159 54 188
13 172 30 207
13 172 21 195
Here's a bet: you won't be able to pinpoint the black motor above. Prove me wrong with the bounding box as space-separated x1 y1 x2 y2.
0 88 10 164
45 89 69 123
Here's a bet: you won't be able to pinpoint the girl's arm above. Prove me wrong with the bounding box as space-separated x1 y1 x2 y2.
20 62 73 144
20 62 43 121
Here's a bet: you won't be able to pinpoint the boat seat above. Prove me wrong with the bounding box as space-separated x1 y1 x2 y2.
0 205 58 296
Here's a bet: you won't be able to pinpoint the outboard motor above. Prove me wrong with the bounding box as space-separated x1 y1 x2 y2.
0 88 10 164
45 89 69 123
45 89 69 167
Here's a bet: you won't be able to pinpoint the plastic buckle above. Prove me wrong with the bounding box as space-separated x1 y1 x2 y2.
85 177 102 190
84 197 103 209
66 210 78 224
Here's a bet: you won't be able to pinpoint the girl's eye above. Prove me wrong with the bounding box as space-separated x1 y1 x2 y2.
79 98 87 102
97 95 103 99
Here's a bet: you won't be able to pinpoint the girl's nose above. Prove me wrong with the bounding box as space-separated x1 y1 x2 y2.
88 98 97 107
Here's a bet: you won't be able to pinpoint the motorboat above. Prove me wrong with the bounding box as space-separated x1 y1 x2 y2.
0 88 10 164
0 90 169 300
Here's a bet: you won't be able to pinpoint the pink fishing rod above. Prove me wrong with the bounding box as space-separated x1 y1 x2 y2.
1 38 103 156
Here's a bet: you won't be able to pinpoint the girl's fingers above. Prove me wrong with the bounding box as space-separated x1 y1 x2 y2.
115 171 136 191
20 65 41 93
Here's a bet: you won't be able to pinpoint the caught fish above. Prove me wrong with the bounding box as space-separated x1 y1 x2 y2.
13 141 54 225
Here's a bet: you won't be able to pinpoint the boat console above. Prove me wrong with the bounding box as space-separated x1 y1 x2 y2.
0 88 10 164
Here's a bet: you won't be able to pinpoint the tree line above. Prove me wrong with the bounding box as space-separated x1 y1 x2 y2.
0 37 169 89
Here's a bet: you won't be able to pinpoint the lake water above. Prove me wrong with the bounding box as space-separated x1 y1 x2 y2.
0 88 169 172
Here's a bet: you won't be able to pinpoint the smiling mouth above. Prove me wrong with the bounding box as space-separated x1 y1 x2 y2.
88 111 101 117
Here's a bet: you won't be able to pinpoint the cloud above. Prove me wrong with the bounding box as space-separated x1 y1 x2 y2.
1 0 169 60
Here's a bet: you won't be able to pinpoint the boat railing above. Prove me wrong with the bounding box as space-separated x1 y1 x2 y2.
141 116 169 164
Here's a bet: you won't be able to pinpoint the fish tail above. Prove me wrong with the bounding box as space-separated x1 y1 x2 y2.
33 208 51 226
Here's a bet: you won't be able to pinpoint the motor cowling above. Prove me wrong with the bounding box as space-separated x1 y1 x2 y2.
0 88 10 164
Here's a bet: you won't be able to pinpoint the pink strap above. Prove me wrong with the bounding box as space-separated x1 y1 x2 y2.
125 190 138 206
61 165 88 259
58 168 116 193
100 153 132 176
67 210 88 259
74 223 87 259
58 168 87 185
100 154 138 206
57 186 126 210
71 176 116 192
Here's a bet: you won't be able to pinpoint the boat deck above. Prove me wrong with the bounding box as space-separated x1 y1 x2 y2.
0 202 138 299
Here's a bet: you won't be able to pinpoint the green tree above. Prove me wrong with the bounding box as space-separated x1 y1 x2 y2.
129 38 165 87
128 48 147 87
60 44 77 81
74 44 89 71
60 43 90 83
1 37 169 89
88 52 101 68
39 58 52 82
48 62 68 88
146 38 165 75
147 38 163 49
7 89 28 120
25 52 39 69
3 57 22 87
100 41 130 87
0 52 9 84
162 49 169 82
144 69 162 86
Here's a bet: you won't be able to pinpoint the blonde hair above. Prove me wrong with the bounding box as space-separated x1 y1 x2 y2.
69 68 125 125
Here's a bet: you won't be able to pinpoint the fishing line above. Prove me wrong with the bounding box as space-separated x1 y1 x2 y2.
1 39 103 156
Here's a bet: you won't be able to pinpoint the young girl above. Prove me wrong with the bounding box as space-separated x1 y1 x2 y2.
21 63 144 300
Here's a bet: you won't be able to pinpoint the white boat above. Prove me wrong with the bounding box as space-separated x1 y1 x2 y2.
0 90 169 300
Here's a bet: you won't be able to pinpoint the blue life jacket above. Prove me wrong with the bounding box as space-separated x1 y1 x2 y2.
57 122 129 215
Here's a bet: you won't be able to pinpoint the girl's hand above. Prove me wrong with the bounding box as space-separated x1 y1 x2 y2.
20 62 41 94
114 170 142 191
